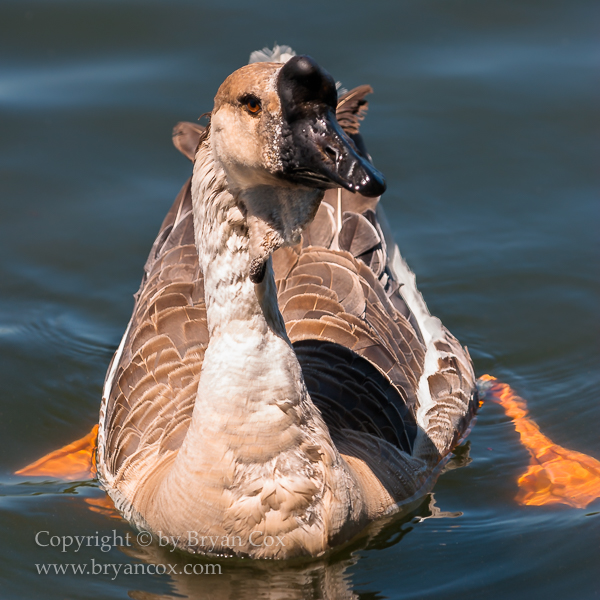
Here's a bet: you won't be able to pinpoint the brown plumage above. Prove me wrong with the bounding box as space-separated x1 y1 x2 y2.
98 67 477 559
335 85 372 135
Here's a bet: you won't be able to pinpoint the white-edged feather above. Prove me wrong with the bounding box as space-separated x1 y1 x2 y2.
249 44 296 64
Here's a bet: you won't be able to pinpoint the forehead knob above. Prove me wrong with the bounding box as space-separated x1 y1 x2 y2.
278 55 337 118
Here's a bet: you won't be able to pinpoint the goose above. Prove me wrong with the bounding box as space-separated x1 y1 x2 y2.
96 49 478 559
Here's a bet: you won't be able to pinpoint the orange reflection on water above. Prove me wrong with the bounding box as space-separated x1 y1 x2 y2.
84 495 122 520
15 424 98 481
480 374 600 508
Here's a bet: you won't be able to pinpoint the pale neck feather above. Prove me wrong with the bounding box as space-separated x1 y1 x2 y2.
139 138 367 557
190 140 286 340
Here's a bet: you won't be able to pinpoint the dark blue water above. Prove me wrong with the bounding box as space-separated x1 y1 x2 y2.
1 1 598 598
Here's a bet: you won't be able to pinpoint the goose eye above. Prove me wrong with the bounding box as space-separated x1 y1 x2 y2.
244 96 261 114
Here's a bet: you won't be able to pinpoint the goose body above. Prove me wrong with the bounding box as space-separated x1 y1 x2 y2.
97 51 477 559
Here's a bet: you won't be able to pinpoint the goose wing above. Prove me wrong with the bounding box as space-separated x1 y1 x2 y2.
277 189 477 475
98 176 206 484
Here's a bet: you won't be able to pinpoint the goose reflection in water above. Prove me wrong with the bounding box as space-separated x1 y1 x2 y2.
110 492 458 600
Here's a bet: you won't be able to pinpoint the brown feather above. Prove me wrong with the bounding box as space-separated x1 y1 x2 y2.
302 202 336 249
339 211 382 258
172 122 206 162
335 85 373 136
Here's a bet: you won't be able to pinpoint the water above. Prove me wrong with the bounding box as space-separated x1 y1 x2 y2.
1 0 598 598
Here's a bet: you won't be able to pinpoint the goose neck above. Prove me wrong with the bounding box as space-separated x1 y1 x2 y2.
191 145 287 342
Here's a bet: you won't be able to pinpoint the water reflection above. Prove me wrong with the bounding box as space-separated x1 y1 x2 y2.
6 442 470 599
480 376 600 509
118 493 461 600
5 441 471 599
126 544 358 600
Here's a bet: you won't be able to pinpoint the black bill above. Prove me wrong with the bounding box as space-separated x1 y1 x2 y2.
277 55 386 198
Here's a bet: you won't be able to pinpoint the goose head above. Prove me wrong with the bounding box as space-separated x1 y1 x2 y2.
207 55 386 282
